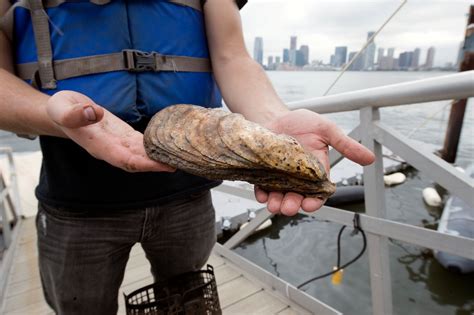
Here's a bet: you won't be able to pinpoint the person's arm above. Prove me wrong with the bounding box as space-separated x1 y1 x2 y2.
204 0 375 215
0 0 62 136
0 1 173 172
203 0 287 124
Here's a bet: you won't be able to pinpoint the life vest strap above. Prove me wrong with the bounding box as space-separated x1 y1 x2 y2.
16 50 212 83
28 0 57 89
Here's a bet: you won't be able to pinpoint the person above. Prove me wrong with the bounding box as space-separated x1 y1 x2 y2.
0 0 375 314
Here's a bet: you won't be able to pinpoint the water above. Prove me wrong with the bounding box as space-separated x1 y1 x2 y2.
232 71 474 315
1 71 473 314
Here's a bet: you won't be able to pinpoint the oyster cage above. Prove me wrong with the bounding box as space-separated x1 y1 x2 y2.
124 265 221 315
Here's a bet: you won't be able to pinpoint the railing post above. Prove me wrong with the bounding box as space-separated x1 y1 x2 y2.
360 107 393 315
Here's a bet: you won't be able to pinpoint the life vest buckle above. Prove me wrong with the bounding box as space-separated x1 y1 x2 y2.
123 49 163 72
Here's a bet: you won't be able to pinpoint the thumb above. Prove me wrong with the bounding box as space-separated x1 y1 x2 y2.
49 101 105 129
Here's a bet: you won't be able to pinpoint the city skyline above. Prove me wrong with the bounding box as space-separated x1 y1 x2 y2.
255 34 448 71
240 0 471 67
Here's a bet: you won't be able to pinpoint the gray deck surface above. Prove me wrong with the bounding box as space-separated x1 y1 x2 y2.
2 218 310 314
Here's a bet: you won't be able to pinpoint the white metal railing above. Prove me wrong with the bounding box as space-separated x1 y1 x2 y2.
217 70 474 315
0 147 22 307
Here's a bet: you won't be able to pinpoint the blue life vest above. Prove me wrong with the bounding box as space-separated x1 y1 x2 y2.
10 0 222 123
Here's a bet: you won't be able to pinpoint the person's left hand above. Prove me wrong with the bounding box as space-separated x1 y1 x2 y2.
255 109 375 216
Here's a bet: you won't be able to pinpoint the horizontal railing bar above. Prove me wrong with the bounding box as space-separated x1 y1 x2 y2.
214 243 342 315
372 122 474 208
305 206 474 260
224 208 274 249
216 181 474 258
288 71 474 114
329 125 361 167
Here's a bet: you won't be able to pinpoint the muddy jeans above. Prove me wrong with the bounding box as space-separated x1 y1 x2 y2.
36 190 216 315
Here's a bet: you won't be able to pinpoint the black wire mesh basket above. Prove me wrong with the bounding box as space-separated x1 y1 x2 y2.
124 265 221 315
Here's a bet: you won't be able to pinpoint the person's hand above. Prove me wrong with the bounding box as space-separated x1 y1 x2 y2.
46 90 175 173
255 109 375 216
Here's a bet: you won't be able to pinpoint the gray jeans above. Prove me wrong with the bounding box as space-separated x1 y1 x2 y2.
36 190 216 315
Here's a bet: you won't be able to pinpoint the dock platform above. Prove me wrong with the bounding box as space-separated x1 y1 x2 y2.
2 217 310 314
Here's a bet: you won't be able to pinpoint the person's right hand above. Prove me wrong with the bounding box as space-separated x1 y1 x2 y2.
46 90 175 173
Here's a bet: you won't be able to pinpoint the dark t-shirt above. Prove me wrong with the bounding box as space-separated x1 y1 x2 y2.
36 119 221 211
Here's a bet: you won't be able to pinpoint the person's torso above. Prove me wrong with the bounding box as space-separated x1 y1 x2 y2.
7 0 224 210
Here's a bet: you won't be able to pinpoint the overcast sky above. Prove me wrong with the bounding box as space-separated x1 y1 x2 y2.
239 0 472 66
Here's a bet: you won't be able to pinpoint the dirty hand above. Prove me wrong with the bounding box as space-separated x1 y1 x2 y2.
255 109 375 216
46 90 175 173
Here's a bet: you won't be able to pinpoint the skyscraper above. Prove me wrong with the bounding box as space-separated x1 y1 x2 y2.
283 49 289 63
348 51 364 71
387 48 395 58
267 56 274 69
398 51 414 70
411 48 421 69
299 45 309 66
289 36 297 65
334 46 347 67
377 48 385 65
295 50 306 67
253 37 263 65
386 48 395 70
425 47 435 69
290 36 297 50
363 31 376 70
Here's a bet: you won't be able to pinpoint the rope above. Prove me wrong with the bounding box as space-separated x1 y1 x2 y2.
406 102 450 139
323 0 408 96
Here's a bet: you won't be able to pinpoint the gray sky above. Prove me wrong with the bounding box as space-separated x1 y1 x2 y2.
240 0 472 66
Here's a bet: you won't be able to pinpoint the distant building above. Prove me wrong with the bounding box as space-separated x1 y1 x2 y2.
299 45 309 66
290 36 297 50
411 48 421 69
289 50 297 66
295 50 306 67
283 49 289 63
363 31 376 70
267 56 274 69
289 36 297 65
275 56 281 65
377 48 385 66
253 37 263 65
330 54 335 66
387 48 395 58
424 47 435 69
348 51 364 71
398 51 413 70
334 46 347 67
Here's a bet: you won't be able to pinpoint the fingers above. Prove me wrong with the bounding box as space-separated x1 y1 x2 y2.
301 197 325 212
254 186 269 203
281 192 304 216
267 192 284 213
263 191 325 216
121 154 176 173
325 122 375 166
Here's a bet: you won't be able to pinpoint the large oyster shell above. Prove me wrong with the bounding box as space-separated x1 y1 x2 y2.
144 104 336 198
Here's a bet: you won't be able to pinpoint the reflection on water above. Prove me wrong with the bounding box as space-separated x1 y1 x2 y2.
234 168 474 315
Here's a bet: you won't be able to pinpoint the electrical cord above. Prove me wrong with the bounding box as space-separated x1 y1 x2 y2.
297 213 367 289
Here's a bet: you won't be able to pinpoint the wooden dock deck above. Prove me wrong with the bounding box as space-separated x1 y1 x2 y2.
1 217 310 314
